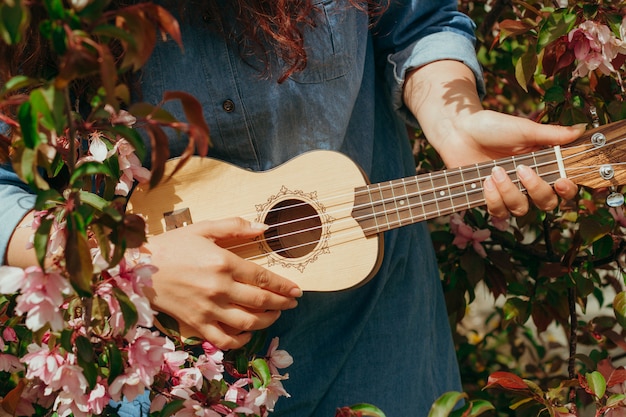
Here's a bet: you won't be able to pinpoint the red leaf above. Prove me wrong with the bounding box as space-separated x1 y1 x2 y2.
485 372 529 390
607 368 626 388
162 91 211 156
145 124 170 188
498 19 536 40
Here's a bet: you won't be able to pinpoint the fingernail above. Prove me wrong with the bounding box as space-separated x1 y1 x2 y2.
516 165 532 181
483 176 495 191
491 166 507 183
290 287 303 297
571 123 588 131
250 221 269 231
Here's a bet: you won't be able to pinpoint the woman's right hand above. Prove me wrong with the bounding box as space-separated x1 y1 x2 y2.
143 217 302 350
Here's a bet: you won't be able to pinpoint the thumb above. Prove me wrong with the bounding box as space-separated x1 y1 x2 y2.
521 121 587 147
190 217 269 241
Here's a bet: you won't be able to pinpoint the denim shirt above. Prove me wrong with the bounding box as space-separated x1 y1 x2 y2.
1 0 482 415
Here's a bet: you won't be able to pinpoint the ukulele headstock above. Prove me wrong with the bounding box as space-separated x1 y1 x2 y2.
560 120 626 191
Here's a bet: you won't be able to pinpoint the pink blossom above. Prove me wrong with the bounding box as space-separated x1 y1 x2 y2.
53 389 89 417
47 361 90 396
14 267 72 332
450 214 490 258
195 351 224 382
489 215 510 232
113 139 151 196
27 213 67 257
266 337 293 376
163 338 189 374
3 327 17 342
105 104 137 126
0 353 24 373
87 382 109 415
96 254 157 331
251 378 290 412
127 328 173 386
568 20 626 78
21 343 66 386
88 131 109 162
108 367 147 402
0 266 26 294
95 282 126 334
610 207 626 228
173 399 221 417
174 367 204 391
224 378 253 405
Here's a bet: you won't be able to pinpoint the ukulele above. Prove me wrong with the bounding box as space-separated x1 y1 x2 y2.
127 120 626 292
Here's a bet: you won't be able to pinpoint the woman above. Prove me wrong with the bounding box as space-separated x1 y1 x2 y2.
1 0 582 415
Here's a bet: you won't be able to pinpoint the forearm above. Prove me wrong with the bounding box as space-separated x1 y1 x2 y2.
403 59 483 166
5 211 37 268
0 164 38 267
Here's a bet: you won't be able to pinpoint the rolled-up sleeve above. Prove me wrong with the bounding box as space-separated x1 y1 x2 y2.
373 0 486 125
0 164 35 263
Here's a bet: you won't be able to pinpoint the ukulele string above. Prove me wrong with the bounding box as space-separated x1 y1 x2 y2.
226 139 626 262
221 149 566 261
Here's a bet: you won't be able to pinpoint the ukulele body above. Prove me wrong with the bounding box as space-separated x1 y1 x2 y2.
127 151 383 292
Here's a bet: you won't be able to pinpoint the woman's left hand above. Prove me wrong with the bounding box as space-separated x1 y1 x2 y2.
404 60 585 219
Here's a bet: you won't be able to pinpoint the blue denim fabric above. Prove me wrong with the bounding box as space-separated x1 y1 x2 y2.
0 0 483 415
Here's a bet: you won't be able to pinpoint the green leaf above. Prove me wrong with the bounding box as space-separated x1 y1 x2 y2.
613 291 626 330
464 400 495 416
75 334 98 389
0 0 29 44
157 399 185 417
502 297 530 324
579 215 613 245
105 342 124 385
65 214 94 296
112 287 138 333
593 234 614 259
537 10 577 50
607 393 626 408
544 85 566 103
515 48 538 92
70 162 115 185
75 335 95 363
586 371 606 399
251 358 272 388
428 391 468 417
0 75 37 97
349 403 387 417
17 101 38 149
43 0 66 19
79 191 122 221
33 216 53 268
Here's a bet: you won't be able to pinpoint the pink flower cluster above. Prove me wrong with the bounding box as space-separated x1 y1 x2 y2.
0 266 72 332
0 257 292 416
79 106 151 197
450 213 491 258
568 17 626 78
152 337 292 417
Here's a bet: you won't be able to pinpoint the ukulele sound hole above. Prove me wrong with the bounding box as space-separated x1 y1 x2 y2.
263 199 322 258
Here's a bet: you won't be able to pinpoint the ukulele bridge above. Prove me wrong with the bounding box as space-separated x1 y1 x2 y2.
163 207 193 230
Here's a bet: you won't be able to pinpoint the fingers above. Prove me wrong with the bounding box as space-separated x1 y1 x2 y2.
190 217 270 240
484 165 578 219
194 310 282 350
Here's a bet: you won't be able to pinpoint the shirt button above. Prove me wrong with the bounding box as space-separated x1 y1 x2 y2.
222 100 235 113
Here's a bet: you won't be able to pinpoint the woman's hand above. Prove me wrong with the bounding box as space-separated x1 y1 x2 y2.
404 60 584 219
143 217 302 350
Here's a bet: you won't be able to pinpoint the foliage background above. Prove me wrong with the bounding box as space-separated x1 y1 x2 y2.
423 1 626 416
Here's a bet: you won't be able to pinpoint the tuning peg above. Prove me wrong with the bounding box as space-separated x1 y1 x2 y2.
607 190 625 208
